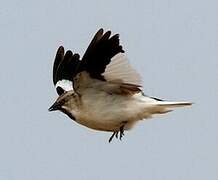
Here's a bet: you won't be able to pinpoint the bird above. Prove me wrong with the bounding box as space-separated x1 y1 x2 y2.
49 28 192 142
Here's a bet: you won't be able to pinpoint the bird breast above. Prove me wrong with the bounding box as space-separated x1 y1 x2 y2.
74 88 149 131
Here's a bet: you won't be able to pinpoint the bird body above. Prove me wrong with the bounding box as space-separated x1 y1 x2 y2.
55 85 191 132
49 28 192 142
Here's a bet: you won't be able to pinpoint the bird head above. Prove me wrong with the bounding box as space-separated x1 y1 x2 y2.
48 90 79 120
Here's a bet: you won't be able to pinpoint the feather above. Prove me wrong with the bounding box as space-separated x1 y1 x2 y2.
103 53 142 86
80 29 124 80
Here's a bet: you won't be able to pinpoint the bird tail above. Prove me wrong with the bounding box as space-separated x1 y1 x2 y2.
148 100 193 115
154 101 192 108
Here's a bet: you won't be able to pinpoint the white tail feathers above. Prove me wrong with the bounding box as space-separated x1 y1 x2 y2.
148 100 192 115
154 101 193 108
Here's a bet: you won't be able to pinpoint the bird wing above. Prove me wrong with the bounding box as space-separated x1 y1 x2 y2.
52 29 142 95
79 28 124 80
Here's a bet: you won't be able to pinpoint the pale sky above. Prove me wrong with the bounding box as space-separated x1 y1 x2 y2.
1 0 217 179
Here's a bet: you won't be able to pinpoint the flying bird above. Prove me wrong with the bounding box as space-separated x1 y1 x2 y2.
49 29 192 142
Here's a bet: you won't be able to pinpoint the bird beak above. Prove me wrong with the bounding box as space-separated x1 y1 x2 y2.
48 102 60 111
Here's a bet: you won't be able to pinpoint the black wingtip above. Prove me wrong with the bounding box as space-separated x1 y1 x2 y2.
58 45 64 51
56 46 65 57
64 50 73 57
53 46 65 85
98 28 104 34
101 30 111 40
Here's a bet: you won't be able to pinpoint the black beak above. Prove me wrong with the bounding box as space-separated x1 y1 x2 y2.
48 102 61 111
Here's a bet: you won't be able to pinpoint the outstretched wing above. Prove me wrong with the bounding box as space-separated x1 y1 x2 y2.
79 29 142 88
52 29 142 95
73 29 142 95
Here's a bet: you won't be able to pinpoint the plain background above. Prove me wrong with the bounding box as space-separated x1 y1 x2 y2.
0 0 217 179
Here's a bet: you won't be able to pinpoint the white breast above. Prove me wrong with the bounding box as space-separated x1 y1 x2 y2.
75 89 151 132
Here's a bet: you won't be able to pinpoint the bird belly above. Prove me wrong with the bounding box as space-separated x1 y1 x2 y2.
76 117 125 132
75 92 150 132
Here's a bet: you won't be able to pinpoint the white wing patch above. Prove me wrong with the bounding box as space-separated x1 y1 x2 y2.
103 53 142 85
55 79 74 92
